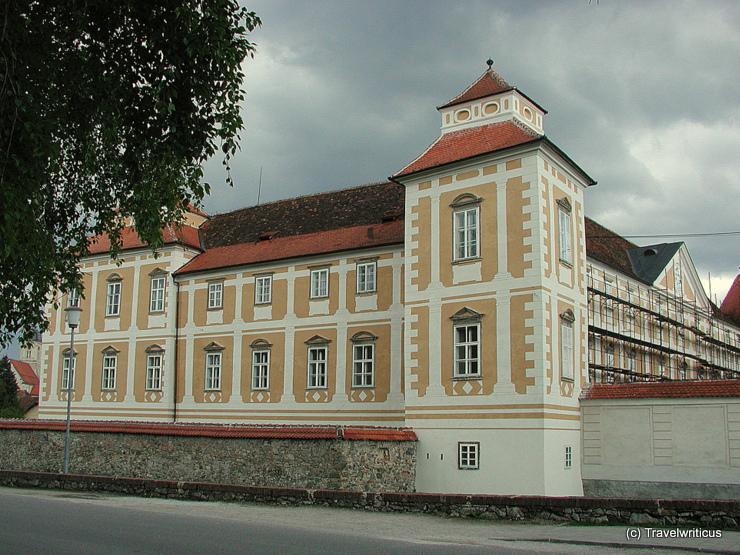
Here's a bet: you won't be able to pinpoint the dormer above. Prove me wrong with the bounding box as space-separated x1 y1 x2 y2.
437 59 546 136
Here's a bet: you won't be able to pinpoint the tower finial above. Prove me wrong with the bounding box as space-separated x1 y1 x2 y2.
486 58 494 69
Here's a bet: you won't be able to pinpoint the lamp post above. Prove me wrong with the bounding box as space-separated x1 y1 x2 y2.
63 305 82 474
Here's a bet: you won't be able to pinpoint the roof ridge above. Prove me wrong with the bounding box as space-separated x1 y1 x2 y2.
438 68 513 110
207 180 394 219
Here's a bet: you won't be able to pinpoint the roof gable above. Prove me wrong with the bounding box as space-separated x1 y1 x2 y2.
627 242 682 284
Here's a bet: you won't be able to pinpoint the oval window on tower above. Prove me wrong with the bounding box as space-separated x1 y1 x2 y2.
483 102 499 115
455 109 470 122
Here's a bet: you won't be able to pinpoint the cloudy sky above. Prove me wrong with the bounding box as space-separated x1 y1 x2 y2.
202 0 739 301
3 1 739 359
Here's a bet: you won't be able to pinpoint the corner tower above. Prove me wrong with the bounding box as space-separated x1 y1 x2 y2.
392 61 595 495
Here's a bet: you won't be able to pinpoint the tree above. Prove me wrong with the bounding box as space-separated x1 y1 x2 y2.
0 1 261 347
0 356 23 418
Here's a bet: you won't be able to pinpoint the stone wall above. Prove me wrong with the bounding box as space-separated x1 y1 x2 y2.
1 470 738 530
0 421 416 492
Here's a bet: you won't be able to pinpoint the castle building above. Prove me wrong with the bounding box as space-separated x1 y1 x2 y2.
37 64 740 496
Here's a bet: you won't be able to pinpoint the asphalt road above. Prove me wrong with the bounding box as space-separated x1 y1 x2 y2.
1 487 737 554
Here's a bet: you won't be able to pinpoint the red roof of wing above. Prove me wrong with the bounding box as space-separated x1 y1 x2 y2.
720 274 740 326
394 121 540 178
9 359 39 396
438 69 513 109
582 380 740 400
175 220 404 275
87 225 201 255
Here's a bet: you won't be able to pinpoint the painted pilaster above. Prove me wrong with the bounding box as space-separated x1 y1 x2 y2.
335 261 348 400
283 266 296 401
125 264 141 402
496 180 511 278
82 268 99 401
183 286 195 403
231 274 244 404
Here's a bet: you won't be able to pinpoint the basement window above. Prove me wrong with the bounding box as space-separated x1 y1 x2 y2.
458 442 479 470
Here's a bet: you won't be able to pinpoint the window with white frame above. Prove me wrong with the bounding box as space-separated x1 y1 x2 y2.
565 446 573 469
68 288 80 308
254 275 272 305
207 281 223 309
310 268 329 299
458 442 479 470
62 351 76 390
560 311 575 380
251 349 270 390
205 351 222 391
557 198 572 264
626 349 636 373
351 332 376 387
146 349 163 390
307 342 328 388
605 343 615 369
356 261 376 294
453 206 479 260
451 308 482 378
102 351 117 390
149 274 166 312
106 278 121 316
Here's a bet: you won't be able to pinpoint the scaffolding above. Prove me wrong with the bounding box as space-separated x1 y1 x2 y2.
587 266 740 383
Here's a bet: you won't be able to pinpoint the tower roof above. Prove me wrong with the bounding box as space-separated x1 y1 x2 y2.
438 64 547 113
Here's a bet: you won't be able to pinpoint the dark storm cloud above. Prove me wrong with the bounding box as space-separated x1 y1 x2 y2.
202 0 740 299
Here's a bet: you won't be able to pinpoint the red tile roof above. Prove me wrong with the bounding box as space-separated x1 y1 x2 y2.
394 121 540 178
582 380 740 400
438 69 513 109
175 220 404 275
585 217 640 281
87 224 201 255
9 359 39 396
201 182 404 249
720 274 740 326
0 420 417 441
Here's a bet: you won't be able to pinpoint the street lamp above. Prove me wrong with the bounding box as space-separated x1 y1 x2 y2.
63 305 82 474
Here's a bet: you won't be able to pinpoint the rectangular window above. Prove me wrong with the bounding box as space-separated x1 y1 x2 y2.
458 442 479 470
251 350 270 390
605 344 614 368
254 275 272 305
102 354 117 390
307 346 328 388
149 276 166 312
68 289 80 308
565 446 573 469
560 318 574 380
146 353 163 391
62 354 76 390
454 207 479 260
356 261 377 294
626 349 636 372
310 268 329 299
658 356 666 377
205 352 222 391
454 323 480 377
558 207 572 263
207 282 223 309
106 281 121 316
352 344 374 387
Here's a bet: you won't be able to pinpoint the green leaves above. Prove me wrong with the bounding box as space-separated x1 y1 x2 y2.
0 1 261 347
